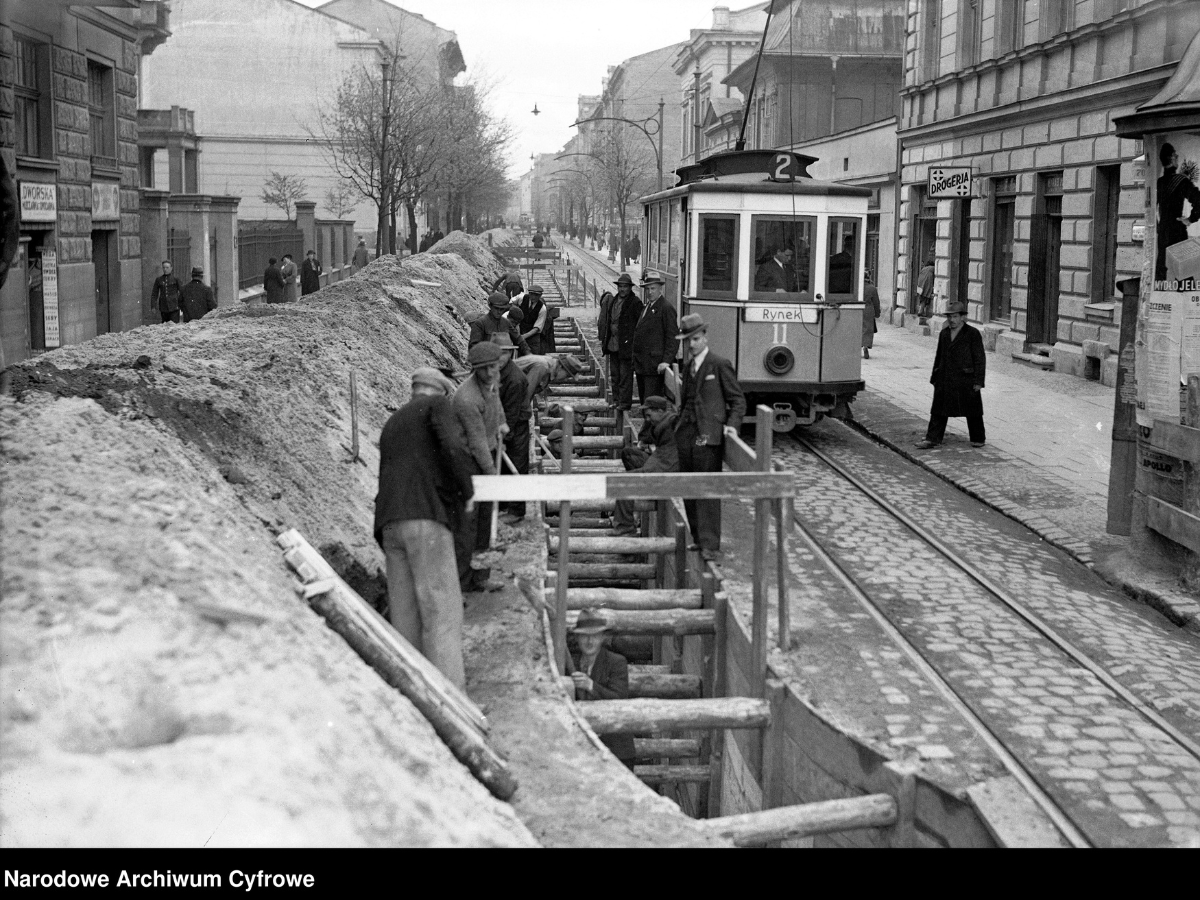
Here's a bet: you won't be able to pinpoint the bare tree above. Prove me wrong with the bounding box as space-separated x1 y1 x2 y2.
593 127 654 272
261 171 309 220
323 180 359 219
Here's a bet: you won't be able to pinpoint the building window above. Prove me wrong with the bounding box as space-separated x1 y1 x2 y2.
1092 165 1121 304
14 36 51 159
139 147 156 188
920 0 942 82
997 0 1026 56
990 176 1017 323
88 60 116 162
958 0 981 68
866 214 881 288
1040 0 1074 39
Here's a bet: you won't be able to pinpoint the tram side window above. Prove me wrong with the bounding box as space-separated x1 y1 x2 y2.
699 215 738 297
668 200 682 273
751 216 815 301
827 218 861 302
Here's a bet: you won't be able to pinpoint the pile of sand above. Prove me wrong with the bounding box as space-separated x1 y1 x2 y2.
0 233 537 846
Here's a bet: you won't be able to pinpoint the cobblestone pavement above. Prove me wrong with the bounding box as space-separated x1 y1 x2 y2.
853 324 1199 630
763 422 1200 848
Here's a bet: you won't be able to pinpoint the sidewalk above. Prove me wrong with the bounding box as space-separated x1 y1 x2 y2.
854 322 1199 632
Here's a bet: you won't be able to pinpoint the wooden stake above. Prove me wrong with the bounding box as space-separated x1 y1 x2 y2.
349 371 360 462
751 406 773 702
554 406 574 675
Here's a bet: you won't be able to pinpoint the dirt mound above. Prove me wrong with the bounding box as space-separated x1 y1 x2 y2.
0 234 538 846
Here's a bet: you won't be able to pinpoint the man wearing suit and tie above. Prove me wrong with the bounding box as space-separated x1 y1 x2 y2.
675 314 746 561
631 272 677 404
754 245 794 294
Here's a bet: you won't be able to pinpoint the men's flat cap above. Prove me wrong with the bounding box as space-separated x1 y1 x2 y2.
557 354 584 376
492 331 516 350
528 284 544 295
488 291 510 309
412 367 450 394
572 609 610 634
506 306 525 323
641 272 665 285
945 301 967 316
468 341 503 368
191 266 204 277
676 313 707 340
643 395 671 411
614 273 635 287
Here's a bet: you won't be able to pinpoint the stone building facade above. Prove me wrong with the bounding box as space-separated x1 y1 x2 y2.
1 0 169 366
897 0 1200 382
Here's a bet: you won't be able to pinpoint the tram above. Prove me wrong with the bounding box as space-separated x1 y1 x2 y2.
639 148 871 431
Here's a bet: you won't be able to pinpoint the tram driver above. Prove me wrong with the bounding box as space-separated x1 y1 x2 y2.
754 245 795 294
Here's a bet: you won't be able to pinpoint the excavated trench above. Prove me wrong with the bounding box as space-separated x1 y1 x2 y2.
0 231 722 847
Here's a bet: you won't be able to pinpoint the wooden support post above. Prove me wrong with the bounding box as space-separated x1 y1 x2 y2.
888 768 918 848
555 406 574 675
776 495 790 652
705 578 727 818
760 679 787 816
751 405 773 702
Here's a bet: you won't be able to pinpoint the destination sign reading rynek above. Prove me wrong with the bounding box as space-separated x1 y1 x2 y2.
744 306 819 324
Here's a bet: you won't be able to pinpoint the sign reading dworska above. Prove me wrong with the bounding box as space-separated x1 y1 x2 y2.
20 182 57 222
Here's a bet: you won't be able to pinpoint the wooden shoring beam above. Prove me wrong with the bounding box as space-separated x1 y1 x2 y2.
634 738 702 760
564 608 716 636
472 471 795 503
634 765 712 785
698 795 898 847
562 587 703 610
578 697 770 734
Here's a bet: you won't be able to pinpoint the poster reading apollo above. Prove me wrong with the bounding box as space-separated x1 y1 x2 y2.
1137 131 1200 426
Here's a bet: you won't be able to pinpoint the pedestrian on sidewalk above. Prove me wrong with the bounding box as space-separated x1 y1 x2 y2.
452 341 508 592
280 254 298 303
375 367 475 689
151 260 183 323
263 258 285 305
916 301 986 449
492 332 530 523
632 272 677 403
612 396 679 536
352 237 370 272
300 249 322 296
915 255 935 320
675 313 746 560
179 266 217 322
862 271 881 359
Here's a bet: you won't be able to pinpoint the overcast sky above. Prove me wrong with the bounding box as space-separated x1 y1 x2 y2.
298 0 752 178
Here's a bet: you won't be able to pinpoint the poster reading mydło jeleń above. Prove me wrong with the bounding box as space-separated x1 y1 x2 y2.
1137 132 1200 427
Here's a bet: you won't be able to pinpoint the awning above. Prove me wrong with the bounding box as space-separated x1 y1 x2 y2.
1114 30 1200 137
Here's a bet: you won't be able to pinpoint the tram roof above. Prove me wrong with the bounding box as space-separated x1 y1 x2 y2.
640 177 872 206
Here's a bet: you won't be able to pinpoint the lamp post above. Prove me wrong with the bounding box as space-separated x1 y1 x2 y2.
569 107 664 193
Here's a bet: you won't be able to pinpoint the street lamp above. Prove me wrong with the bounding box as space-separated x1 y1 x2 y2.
569 98 666 193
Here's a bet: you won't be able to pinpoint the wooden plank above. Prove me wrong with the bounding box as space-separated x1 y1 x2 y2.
723 431 758 473
578 697 771 734
564 435 624 449
562 587 703 610
699 795 897 847
634 738 702 759
966 776 1071 848
751 405 773 704
549 535 677 555
1147 420 1200 464
634 765 712 785
1146 496 1200 554
565 608 716 636
629 671 702 699
554 563 658 580
472 471 796 502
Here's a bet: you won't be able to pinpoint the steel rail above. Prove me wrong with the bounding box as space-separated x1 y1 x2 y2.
795 433 1200 766
786 508 1091 848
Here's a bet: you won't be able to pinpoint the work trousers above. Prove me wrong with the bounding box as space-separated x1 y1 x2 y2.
613 447 674 530
382 519 465 689
609 353 635 410
677 428 724 551
924 412 986 445
453 497 492 587
160 309 180 324
636 371 666 405
503 421 530 517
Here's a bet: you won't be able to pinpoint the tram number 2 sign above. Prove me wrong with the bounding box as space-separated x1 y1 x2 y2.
768 152 804 182
928 166 973 198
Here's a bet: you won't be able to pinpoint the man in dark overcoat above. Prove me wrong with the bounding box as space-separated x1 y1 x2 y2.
375 367 476 688
612 275 643 410
675 313 746 560
152 260 183 322
568 610 635 766
263 258 285 304
631 272 677 404
916 301 986 449
469 291 530 355
179 266 217 322
300 249 322 295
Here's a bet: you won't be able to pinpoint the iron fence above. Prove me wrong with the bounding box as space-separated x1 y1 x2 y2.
238 222 303 289
167 228 191 279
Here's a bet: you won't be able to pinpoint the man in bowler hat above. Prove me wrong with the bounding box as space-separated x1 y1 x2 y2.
916 301 986 449
632 272 677 404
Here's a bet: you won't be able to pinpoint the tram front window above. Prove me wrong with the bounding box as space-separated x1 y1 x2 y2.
699 215 738 297
827 218 861 302
751 216 814 301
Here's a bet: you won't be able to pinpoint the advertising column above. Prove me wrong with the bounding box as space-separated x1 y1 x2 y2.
18 181 59 350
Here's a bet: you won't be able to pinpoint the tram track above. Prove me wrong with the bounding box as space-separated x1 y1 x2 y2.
779 426 1200 848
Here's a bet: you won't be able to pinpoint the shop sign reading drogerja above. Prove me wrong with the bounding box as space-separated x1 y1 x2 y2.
928 166 973 199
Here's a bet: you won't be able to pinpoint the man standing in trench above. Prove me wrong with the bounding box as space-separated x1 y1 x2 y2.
492 332 530 525
374 368 476 688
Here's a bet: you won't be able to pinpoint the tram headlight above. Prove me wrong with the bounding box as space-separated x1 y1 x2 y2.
764 345 795 376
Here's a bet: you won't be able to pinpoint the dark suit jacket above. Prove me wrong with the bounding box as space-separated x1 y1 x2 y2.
615 293 643 360
263 265 285 303
300 258 322 294
374 394 475 542
930 323 986 419
677 351 746 445
179 279 217 322
754 259 791 293
468 312 530 356
632 295 677 375
574 647 634 760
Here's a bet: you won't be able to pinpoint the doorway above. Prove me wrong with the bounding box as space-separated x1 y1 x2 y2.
989 177 1016 323
92 230 113 335
1028 172 1064 346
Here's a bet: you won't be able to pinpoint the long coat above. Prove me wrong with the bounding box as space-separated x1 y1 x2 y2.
374 394 475 543
862 283 881 349
632 294 677 376
280 258 298 303
930 323 986 419
300 257 322 295
453 374 505 474
614 293 643 361
677 351 746 445
572 646 635 760
263 264 285 304
179 279 217 322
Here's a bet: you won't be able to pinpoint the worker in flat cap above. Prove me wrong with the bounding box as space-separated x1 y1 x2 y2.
374 367 476 688
518 284 550 355
598 273 642 411
452 341 509 592
492 331 531 523
674 313 745 561
568 609 635 765
612 394 679 537
179 265 217 323
632 271 677 405
469 290 530 356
